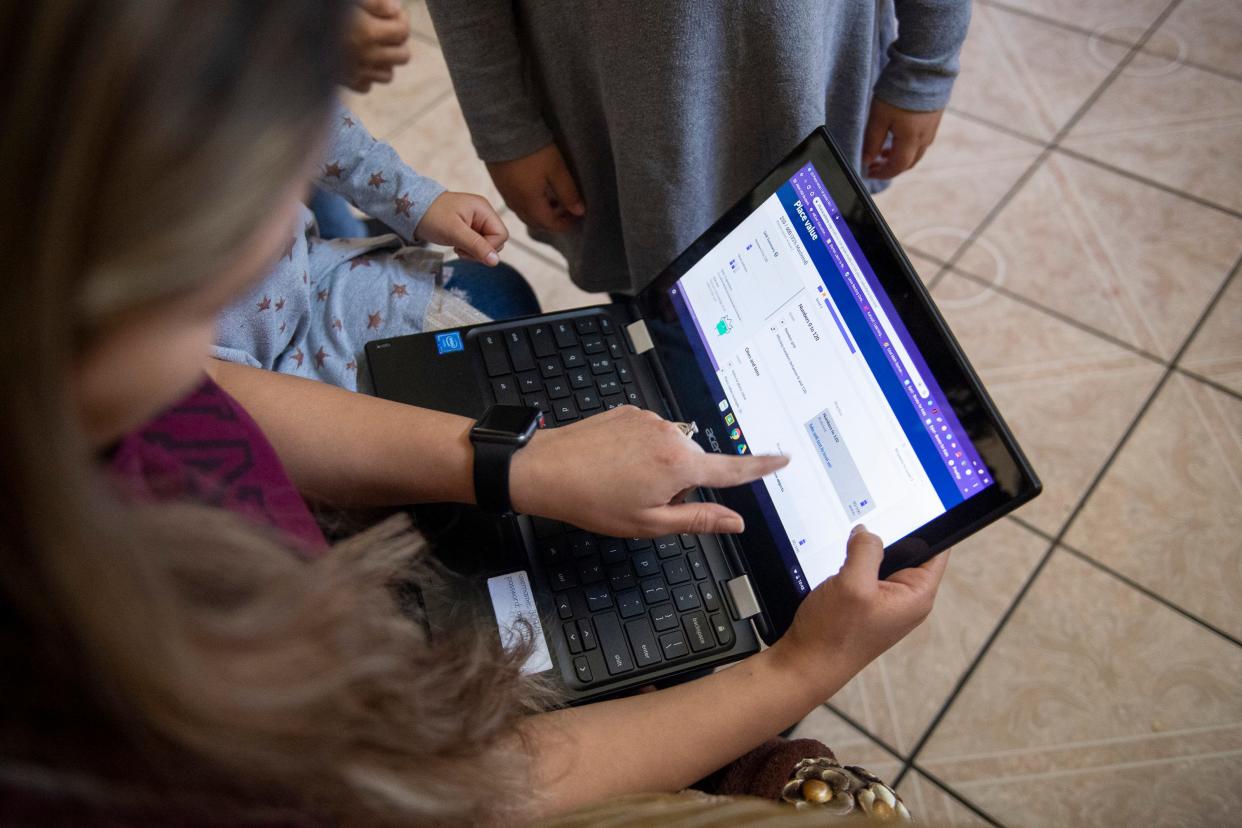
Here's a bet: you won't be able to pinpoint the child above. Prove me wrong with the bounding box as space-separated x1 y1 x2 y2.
1 1 946 822
426 2 970 294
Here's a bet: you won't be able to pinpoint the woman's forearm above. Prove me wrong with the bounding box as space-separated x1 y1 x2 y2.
520 642 862 818
206 359 477 507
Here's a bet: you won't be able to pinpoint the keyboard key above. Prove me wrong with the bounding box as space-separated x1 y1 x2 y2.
650 603 678 631
578 618 597 651
576 389 602 410
597 376 621 396
491 377 521 406
615 361 633 383
673 583 700 611
687 548 709 580
607 563 637 592
568 368 593 389
625 386 644 406
585 583 612 612
588 355 614 374
523 393 551 416
600 537 627 564
547 563 576 591
640 577 669 605
529 324 556 358
683 612 713 652
505 329 535 372
699 582 722 612
553 399 578 423
663 558 690 585
607 336 626 359
679 534 698 549
479 331 509 376
632 548 659 576
563 622 582 654
582 335 606 354
710 613 734 647
617 589 644 619
654 536 680 558
577 559 603 584
593 612 634 675
561 348 585 369
626 537 653 551
517 371 541 393
545 378 570 399
574 317 599 335
659 629 689 660
552 321 576 348
555 592 573 619
625 618 661 667
534 536 568 565
568 532 598 558
598 315 614 334
605 397 626 411
572 655 593 683
539 357 562 378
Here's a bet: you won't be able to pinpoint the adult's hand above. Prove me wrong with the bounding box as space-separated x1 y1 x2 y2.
510 406 787 537
861 99 944 180
486 143 585 233
772 525 949 695
343 0 412 94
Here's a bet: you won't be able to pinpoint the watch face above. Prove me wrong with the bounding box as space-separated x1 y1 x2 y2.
474 404 542 443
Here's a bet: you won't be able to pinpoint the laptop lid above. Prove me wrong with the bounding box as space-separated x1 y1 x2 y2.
634 128 1040 640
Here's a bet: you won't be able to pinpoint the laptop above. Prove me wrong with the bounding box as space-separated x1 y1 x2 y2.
366 128 1041 703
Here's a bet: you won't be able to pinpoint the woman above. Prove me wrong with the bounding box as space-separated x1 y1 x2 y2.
0 1 946 823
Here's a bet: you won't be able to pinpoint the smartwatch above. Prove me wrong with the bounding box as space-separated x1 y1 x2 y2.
469 404 543 515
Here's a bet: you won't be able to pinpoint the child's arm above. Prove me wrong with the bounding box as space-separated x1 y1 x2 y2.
518 529 948 817
863 0 971 179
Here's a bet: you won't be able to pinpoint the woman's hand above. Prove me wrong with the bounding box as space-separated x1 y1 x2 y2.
343 0 412 93
770 525 949 696
415 192 509 266
486 143 585 234
509 406 788 537
862 99 944 180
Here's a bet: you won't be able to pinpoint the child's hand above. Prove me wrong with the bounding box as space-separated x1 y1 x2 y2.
772 525 948 695
343 0 412 93
415 192 509 266
862 99 944 180
486 143 585 234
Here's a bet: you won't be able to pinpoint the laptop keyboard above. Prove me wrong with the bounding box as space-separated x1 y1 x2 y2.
474 311 735 685
476 312 644 424
529 517 735 685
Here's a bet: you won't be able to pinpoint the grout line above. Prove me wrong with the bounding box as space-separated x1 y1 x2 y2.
906 764 1007 827
409 29 439 48
1004 514 1057 544
976 0 1242 86
1057 541 1242 648
893 0 1191 796
821 703 907 764
944 106 1048 147
1173 367 1242 404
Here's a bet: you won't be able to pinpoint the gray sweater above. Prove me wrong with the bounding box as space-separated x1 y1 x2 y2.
427 1 971 294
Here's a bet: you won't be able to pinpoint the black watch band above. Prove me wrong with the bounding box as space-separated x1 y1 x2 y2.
473 438 518 515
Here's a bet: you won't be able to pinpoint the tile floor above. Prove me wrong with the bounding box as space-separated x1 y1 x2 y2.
368 2 1241 824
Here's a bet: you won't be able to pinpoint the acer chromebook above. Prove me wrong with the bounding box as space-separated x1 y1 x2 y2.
366 128 1041 703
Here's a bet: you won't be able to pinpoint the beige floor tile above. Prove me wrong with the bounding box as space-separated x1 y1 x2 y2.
1066 374 1242 639
789 705 902 782
405 0 438 43
964 153 1242 359
931 272 1163 533
388 93 500 206
500 241 606 314
951 4 1127 141
1182 271 1242 396
897 772 993 827
1146 0 1242 79
874 114 1042 262
984 0 1169 39
338 34 452 141
1063 51 1242 214
830 520 1048 754
919 551 1242 827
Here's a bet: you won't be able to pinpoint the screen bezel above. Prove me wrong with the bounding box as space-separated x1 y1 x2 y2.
636 128 1041 642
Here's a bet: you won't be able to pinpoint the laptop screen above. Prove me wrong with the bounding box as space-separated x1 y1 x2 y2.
665 161 992 592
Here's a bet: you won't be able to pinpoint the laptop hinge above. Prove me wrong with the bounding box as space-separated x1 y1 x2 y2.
627 319 654 354
726 575 761 620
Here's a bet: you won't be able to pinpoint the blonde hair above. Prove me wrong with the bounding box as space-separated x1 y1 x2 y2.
0 2 546 823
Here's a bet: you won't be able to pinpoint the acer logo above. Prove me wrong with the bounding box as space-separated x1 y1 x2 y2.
703 427 722 453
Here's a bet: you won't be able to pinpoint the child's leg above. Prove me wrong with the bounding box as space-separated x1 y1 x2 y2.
308 187 367 240
442 260 541 322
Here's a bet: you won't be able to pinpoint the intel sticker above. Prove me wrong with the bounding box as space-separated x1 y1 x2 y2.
435 331 464 354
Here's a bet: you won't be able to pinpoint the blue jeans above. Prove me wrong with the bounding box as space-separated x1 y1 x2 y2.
443 259 541 321
309 187 367 240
